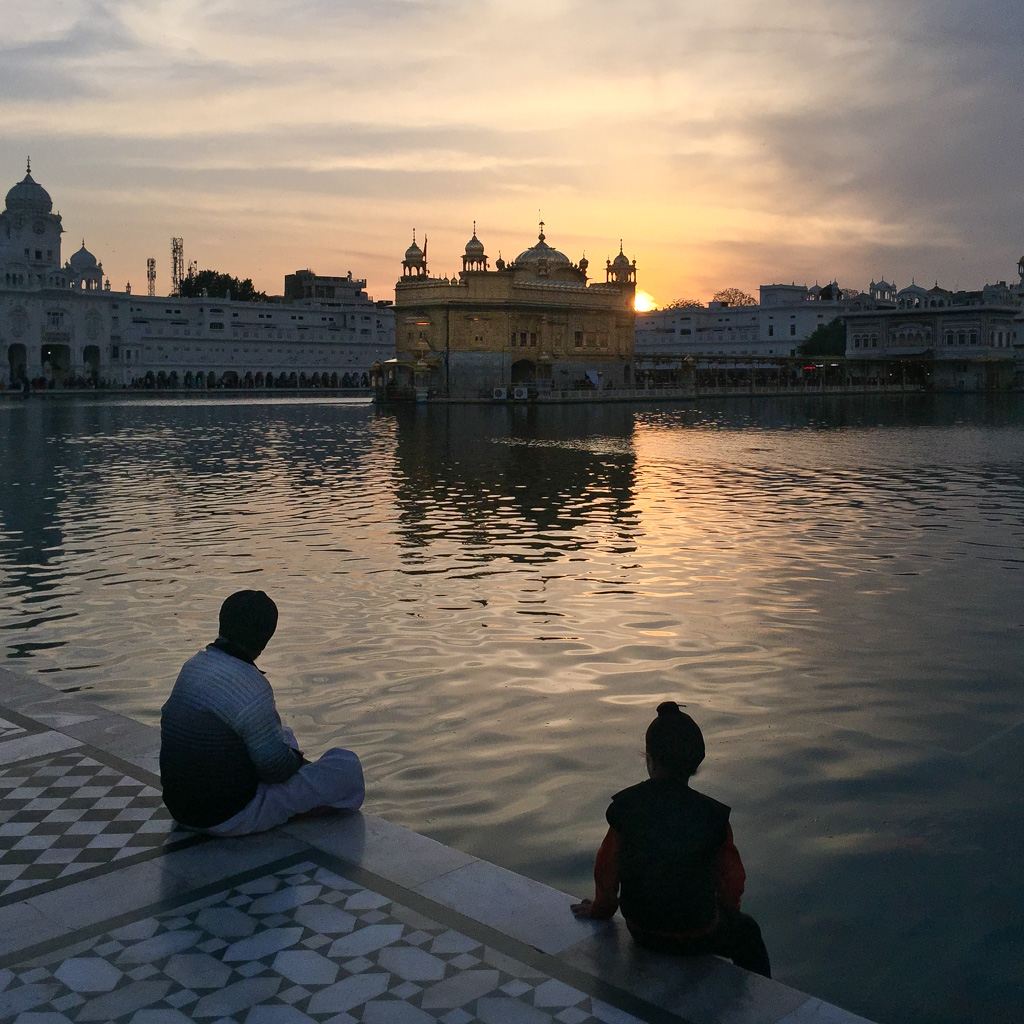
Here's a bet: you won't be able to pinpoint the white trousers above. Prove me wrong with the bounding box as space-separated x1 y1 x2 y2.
203 728 365 837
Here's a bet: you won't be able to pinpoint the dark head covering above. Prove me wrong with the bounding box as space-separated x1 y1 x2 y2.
218 590 278 657
645 701 705 778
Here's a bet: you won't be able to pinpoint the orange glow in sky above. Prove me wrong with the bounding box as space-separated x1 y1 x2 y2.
3 3 1019 305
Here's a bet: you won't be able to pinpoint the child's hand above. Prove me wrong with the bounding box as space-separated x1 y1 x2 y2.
570 899 596 918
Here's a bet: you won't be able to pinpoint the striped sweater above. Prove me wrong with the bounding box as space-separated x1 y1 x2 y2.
159 645 303 828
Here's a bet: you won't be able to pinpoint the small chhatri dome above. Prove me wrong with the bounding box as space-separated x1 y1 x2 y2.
6 158 53 214
464 222 485 257
404 230 424 263
69 240 98 271
611 241 631 270
402 229 429 279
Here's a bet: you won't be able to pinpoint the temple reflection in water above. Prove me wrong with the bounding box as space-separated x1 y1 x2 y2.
387 404 639 563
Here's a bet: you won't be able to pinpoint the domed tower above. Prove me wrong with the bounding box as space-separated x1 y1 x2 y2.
402 231 428 279
606 242 636 285
511 222 575 280
462 223 487 273
1 159 65 288
67 240 104 291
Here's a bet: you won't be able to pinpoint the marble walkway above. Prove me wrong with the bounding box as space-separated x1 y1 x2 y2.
0 667 873 1024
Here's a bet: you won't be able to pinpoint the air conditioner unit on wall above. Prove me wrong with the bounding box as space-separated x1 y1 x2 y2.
513 387 528 400
492 387 507 400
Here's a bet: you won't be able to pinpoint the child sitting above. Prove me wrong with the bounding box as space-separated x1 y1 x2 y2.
571 701 771 977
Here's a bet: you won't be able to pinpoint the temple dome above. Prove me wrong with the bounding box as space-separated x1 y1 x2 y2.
69 242 98 271
464 231 484 257
6 168 52 214
404 239 423 262
898 282 928 297
514 228 571 267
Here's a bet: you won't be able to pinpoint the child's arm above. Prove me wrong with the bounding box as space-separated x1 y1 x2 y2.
571 827 621 919
713 824 746 910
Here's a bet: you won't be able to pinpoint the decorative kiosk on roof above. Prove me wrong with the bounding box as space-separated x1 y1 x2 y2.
388 221 637 400
846 260 1024 391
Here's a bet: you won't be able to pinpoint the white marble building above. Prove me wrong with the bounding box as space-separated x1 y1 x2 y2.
844 271 1023 389
634 282 852 366
0 164 395 389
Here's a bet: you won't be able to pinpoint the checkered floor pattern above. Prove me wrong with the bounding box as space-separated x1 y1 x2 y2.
0 860 645 1024
0 751 182 898
0 720 26 742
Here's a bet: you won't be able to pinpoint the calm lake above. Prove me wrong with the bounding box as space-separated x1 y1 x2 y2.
2 392 1023 1024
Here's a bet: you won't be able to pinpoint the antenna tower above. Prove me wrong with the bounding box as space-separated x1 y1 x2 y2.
146 258 156 297
171 238 184 296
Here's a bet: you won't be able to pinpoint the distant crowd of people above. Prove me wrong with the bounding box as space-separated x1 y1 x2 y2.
2 371 373 392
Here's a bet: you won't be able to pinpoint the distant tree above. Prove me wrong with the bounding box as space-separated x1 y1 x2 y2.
799 317 847 357
664 297 705 309
712 287 757 307
178 269 267 302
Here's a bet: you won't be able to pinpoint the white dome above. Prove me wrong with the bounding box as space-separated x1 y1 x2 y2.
5 170 52 214
69 242 98 271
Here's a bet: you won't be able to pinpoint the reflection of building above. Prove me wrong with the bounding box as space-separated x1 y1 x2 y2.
389 404 638 559
0 163 395 388
844 269 1023 390
389 224 636 398
635 282 854 366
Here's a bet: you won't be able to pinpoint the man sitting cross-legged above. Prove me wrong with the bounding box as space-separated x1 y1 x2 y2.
160 589 364 836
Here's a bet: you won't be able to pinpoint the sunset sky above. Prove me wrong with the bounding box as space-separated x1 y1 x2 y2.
3 0 1022 309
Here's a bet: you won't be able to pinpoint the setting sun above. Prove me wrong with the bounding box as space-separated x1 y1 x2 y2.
634 290 657 313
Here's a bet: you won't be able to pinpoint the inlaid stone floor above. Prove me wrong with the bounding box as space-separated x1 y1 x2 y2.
0 668 874 1024
0 857 641 1024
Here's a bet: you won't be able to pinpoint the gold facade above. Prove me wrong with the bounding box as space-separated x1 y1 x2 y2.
390 226 637 397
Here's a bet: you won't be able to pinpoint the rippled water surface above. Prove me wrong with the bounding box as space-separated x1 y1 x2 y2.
2 393 1023 1023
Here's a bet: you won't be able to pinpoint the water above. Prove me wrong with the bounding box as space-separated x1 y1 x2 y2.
2 392 1023 1023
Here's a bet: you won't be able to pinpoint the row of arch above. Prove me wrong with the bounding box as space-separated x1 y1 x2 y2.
852 327 1006 349
896 297 950 309
138 370 372 389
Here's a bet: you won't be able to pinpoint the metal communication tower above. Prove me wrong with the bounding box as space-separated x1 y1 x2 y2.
146 258 156 297
171 238 184 296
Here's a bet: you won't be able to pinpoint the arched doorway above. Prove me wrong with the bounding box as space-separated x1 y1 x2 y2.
41 344 71 386
511 359 536 384
8 343 26 385
83 345 100 384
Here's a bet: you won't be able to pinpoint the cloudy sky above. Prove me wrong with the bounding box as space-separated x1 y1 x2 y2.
3 0 1022 308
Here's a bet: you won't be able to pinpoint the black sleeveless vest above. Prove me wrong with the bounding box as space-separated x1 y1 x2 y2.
606 778 731 932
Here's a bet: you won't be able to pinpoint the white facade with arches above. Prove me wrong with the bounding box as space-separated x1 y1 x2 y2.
0 165 394 389
845 270 1023 389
